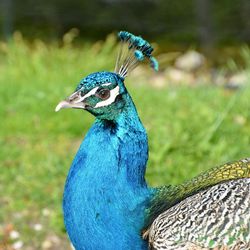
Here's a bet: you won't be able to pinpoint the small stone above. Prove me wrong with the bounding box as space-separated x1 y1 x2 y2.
47 235 60 244
42 208 51 216
165 67 194 85
226 72 247 90
13 212 23 219
10 230 20 239
12 240 23 249
175 50 205 72
42 240 53 249
150 74 166 88
234 115 246 125
33 223 43 231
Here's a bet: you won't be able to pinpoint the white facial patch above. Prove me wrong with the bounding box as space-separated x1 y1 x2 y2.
74 86 99 104
75 83 112 104
94 85 120 108
73 83 120 108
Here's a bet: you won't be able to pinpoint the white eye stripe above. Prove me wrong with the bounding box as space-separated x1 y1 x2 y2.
74 86 99 104
94 85 120 108
74 83 113 104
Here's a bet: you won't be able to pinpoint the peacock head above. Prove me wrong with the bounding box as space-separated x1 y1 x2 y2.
55 31 158 121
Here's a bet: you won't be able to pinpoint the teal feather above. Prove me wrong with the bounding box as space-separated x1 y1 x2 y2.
134 50 144 61
115 31 158 77
150 56 158 71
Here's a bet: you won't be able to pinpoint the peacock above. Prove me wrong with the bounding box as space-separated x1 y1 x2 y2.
55 31 250 250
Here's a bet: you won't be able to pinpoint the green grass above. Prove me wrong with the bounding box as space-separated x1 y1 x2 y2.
0 33 250 248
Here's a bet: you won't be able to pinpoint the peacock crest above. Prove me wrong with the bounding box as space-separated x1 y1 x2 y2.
114 31 158 78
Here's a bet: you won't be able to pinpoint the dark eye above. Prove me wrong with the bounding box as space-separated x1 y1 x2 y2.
96 89 110 100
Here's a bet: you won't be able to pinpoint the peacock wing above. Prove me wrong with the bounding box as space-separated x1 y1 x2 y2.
143 158 250 249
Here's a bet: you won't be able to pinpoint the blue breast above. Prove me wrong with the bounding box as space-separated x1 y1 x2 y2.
63 100 153 250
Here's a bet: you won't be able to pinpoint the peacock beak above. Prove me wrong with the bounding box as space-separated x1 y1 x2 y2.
55 91 87 112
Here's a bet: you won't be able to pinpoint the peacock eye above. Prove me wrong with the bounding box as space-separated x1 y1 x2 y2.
95 89 110 100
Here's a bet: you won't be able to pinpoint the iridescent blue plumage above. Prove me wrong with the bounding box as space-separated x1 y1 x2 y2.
75 72 124 92
63 88 154 248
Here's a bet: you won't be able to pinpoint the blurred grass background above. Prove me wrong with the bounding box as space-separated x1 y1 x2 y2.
0 32 249 249
0 0 250 247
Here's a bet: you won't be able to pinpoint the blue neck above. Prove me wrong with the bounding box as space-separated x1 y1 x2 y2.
63 94 152 250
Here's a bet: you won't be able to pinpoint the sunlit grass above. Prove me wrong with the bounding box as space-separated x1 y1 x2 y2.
0 33 249 248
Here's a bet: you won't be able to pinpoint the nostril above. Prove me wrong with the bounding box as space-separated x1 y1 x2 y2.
69 92 82 102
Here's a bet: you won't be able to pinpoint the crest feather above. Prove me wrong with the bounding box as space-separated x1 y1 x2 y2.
114 31 158 78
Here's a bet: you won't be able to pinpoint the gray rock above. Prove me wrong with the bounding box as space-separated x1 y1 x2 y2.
175 50 205 72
